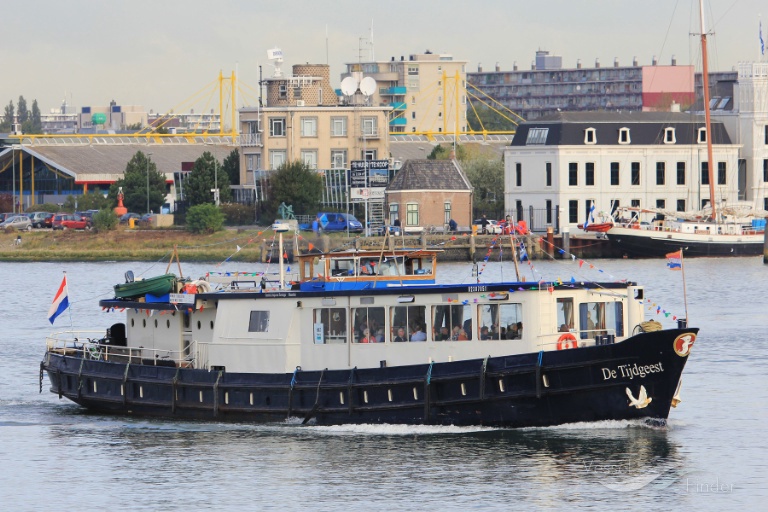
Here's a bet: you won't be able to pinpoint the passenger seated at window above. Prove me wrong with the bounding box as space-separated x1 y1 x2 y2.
375 328 384 343
507 323 520 339
451 325 468 341
559 323 570 332
359 329 376 343
438 326 450 341
463 318 473 340
410 323 427 341
480 326 491 340
393 327 408 342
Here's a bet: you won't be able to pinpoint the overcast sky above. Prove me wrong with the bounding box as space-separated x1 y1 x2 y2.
4 0 766 116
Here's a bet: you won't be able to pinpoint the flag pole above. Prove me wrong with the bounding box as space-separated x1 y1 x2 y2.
64 271 74 333
681 249 689 325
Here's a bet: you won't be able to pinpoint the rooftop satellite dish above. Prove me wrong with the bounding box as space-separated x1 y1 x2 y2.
359 76 377 97
340 76 357 96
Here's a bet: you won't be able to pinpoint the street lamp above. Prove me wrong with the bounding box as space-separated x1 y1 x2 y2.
146 152 153 214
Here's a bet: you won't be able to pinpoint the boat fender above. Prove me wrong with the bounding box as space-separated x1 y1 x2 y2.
557 333 578 350
192 280 212 293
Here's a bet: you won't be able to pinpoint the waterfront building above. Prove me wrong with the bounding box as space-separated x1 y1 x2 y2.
78 100 148 133
503 112 740 231
341 51 468 135
468 51 694 121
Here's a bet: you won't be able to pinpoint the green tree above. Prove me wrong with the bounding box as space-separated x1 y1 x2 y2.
266 160 323 218
17 96 28 124
126 122 143 131
92 209 119 232
222 149 240 185
107 151 167 213
427 144 467 161
186 203 225 234
1 100 14 132
63 192 113 212
463 158 505 218
186 151 232 206
30 100 42 133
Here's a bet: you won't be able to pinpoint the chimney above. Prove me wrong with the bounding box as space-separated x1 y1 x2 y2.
670 101 681 112
633 56 638 66
495 62 500 72
577 59 582 69
614 57 619 68
478 63 482 72
513 61 518 71
531 60 535 70
595 58 600 68
652 55 658 66
671 55 677 66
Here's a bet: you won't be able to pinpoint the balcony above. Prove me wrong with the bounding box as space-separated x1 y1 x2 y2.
389 102 407 110
382 86 407 96
389 118 407 126
240 133 262 147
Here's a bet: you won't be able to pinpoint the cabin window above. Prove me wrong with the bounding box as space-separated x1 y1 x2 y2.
352 307 385 343
579 302 624 339
478 303 523 340
313 308 347 344
557 298 575 333
432 303 472 341
390 305 426 342
248 311 270 332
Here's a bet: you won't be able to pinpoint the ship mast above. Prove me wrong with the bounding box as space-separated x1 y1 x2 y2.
699 0 717 221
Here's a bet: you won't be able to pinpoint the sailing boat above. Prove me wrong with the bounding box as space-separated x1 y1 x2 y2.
606 0 768 257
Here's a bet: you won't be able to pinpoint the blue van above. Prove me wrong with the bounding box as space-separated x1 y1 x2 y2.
316 212 364 232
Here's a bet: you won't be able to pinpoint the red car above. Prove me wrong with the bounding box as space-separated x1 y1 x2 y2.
51 214 92 231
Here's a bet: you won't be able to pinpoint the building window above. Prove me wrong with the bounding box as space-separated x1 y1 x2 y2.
610 162 620 186
568 162 578 186
270 150 286 169
526 127 549 145
411 111 416 120
269 117 286 137
406 203 419 226
677 199 686 212
389 203 399 224
331 150 347 170
301 117 317 137
568 200 578 223
656 162 665 185
701 162 709 185
664 127 676 144
515 163 522 187
408 65 419 75
656 199 666 209
677 162 686 185
585 162 595 186
246 154 254 171
301 150 318 169
444 202 451 224
631 162 640 185
631 199 640 208
331 117 347 136
278 84 287 99
363 149 377 160
611 200 620 215
765 198 768 211
318 88 323 105
698 127 707 143
546 199 553 224
362 117 378 137
764 125 768 144
764 159 768 182
546 162 552 187
618 127 630 144
584 128 596 144
717 162 726 185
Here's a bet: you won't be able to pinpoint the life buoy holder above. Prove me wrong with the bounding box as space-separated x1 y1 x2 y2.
557 332 578 350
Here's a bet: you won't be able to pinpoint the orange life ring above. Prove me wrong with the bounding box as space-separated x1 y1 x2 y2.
557 332 578 350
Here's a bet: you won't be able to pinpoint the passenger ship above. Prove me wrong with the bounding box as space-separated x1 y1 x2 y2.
41 241 697 428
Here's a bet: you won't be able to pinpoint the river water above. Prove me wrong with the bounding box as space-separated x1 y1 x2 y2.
1 256 766 510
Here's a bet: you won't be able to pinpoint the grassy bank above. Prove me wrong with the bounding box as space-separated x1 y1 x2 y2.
0 227 275 263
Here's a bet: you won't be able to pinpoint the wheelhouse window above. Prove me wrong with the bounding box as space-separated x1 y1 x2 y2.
313 307 347 344
579 302 624 339
478 303 522 340
391 305 426 342
248 311 270 332
352 306 385 343
432 303 472 341
556 298 574 333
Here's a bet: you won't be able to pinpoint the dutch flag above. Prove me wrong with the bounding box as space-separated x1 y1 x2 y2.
48 275 70 324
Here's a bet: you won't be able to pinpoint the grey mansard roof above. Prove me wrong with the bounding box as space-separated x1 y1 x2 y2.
387 159 472 191
510 111 732 146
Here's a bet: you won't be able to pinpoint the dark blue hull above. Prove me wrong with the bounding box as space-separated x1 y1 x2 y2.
42 328 695 428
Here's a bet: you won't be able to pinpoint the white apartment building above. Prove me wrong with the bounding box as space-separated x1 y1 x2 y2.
341 51 467 135
503 112 741 231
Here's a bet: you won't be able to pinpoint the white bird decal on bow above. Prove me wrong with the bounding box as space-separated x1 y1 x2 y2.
671 379 682 408
626 385 652 409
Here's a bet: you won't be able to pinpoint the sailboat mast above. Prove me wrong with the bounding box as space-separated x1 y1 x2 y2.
699 0 717 221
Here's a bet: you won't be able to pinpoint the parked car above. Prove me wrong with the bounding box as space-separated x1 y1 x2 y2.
28 212 53 228
0 214 32 231
0 212 16 223
473 218 503 235
139 213 156 226
316 212 364 233
119 212 142 224
76 210 99 222
52 213 92 231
